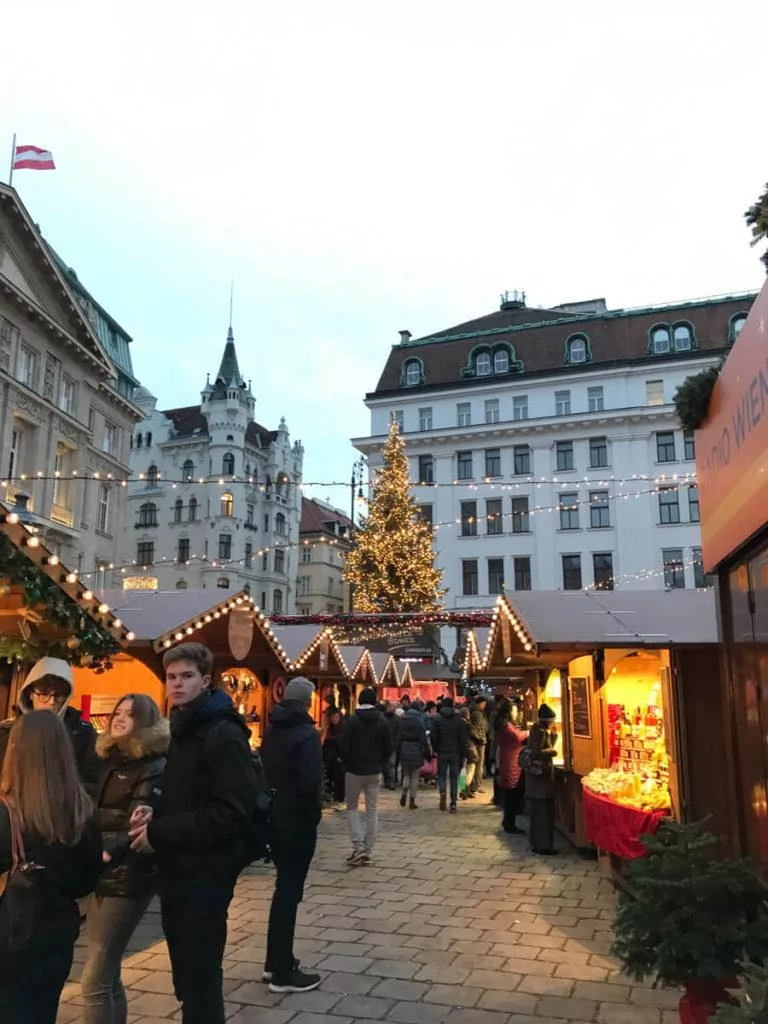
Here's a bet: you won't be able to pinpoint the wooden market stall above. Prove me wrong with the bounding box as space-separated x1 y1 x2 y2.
338 645 374 709
270 625 351 726
368 651 400 693
396 662 460 704
469 589 728 860
73 589 290 747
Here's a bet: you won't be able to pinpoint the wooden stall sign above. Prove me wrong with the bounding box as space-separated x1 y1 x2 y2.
570 677 592 739
319 638 329 672
228 608 255 661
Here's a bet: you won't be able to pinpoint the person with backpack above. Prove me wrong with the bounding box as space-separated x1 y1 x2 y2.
433 697 468 813
522 703 558 855
0 710 102 1023
339 687 393 866
128 643 257 1024
261 677 323 994
80 694 169 1024
398 705 430 810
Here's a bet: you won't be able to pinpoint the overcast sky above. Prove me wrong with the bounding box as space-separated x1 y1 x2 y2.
3 1 766 509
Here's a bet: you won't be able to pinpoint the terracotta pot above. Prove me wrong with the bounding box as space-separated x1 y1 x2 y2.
678 977 739 1024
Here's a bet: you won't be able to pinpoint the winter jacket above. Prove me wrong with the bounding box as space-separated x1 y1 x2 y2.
322 723 344 769
92 721 169 898
468 703 489 747
147 688 257 886
397 708 430 769
497 722 529 790
524 722 557 800
339 707 393 776
383 710 401 751
0 801 102 955
261 700 324 834
433 706 469 764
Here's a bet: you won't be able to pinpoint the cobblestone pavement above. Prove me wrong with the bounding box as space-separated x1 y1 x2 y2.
58 788 680 1024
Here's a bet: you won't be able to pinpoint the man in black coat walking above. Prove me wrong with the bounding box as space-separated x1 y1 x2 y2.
261 677 323 994
433 697 468 813
129 643 257 1024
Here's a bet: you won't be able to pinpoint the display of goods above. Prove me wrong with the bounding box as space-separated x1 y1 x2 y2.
582 767 671 813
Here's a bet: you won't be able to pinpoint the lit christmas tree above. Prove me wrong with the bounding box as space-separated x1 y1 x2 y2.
345 420 445 612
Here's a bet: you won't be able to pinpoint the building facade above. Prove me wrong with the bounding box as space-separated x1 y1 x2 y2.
353 290 755 608
0 184 142 577
296 497 352 615
121 328 304 611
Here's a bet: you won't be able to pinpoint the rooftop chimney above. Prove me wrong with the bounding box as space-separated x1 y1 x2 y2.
399 330 412 344
500 290 526 311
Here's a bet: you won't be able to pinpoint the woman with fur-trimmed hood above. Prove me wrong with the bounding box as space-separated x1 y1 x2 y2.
80 694 169 1024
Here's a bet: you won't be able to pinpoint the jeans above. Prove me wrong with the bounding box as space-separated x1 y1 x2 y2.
384 752 397 788
345 773 380 853
437 756 460 806
160 876 235 1024
470 745 486 792
0 950 72 1024
401 766 420 796
465 762 477 789
82 891 153 1024
266 829 317 978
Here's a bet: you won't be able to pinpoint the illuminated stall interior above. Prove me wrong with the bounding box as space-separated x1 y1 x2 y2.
271 625 351 725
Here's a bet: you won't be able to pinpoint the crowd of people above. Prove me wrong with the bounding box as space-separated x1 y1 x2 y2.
0 650 561 1024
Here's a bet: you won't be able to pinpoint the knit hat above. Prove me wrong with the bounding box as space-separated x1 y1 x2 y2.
359 687 377 706
284 676 315 705
538 703 556 721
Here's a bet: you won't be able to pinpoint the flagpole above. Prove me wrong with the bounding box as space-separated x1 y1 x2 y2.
8 134 16 187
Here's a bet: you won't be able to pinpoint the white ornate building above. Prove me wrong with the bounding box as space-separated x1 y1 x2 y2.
120 327 304 610
353 290 755 608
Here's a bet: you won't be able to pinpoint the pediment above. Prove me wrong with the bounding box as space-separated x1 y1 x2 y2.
0 248 46 307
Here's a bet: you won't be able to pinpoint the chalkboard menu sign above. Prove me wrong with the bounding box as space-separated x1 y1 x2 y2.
570 677 592 738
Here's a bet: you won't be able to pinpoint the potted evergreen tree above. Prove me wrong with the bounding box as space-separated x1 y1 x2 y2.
611 820 768 1024
710 962 768 1023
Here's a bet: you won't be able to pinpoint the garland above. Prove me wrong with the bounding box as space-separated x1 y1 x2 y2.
0 535 120 670
673 364 722 431
269 611 494 628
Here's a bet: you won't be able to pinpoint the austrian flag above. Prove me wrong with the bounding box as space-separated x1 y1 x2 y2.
12 145 56 171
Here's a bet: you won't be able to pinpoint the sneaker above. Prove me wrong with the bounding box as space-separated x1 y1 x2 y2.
439 793 447 812
410 798 417 810
465 790 476 799
356 853 372 866
269 968 322 994
263 958 299 982
449 804 458 814
400 790 407 807
347 849 364 864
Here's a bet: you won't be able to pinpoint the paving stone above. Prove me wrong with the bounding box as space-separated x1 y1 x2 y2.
332 995 394 1019
477 989 539 1014
597 1005 663 1024
125 992 180 1017
226 982 286 1007
324 943 375 957
574 980 632 1001
389 1000 454 1024
369 979 430 1002
413 965 469 986
630 987 682 1010
516 975 573 997
316 955 374 974
423 985 484 1008
320 972 380 995
290 1014 353 1024
364 960 420 980
553 961 608 982
444 1010 511 1024
537 994 598 1020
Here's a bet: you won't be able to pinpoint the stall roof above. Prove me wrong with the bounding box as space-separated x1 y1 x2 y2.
404 663 461 682
368 651 398 686
270 625 349 678
338 645 368 676
270 625 325 664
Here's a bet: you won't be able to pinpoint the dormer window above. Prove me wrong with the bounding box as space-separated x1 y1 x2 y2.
222 452 235 476
651 326 671 354
402 358 424 387
565 334 591 365
494 349 509 373
673 323 693 351
729 313 748 344
476 351 492 375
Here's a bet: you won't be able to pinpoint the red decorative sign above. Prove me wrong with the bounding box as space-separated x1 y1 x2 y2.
271 677 286 703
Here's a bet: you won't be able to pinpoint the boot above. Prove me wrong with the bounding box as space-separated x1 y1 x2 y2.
439 793 447 812
410 797 417 810
400 790 407 808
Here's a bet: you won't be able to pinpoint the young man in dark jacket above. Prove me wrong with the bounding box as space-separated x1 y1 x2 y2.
433 697 469 813
129 643 257 1024
339 687 393 866
261 677 323 994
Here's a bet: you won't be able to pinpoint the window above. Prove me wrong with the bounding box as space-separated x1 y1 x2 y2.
183 459 195 481
562 554 582 590
417 504 433 528
729 314 747 343
462 559 478 596
587 386 604 412
301 545 312 563
102 423 118 455
555 390 571 416
593 553 614 590
590 490 610 528
556 441 574 472
274 549 285 573
514 445 531 475
513 395 529 421
663 548 685 589
494 349 509 374
457 402 472 427
19 346 38 389
137 541 155 565
94 483 109 533
418 454 434 483
652 326 671 354
275 512 286 535
404 360 422 386
6 426 22 481
488 558 505 595
683 430 695 461
95 562 108 590
391 410 404 432
476 351 492 376
264 513 270 531
656 431 676 462
52 443 74 515
298 576 310 596
503 498 528 538
486 499 503 535
220 492 234 517
211 576 228 589
188 496 198 521
222 452 235 476
658 486 681 524
135 433 143 449
178 537 190 563
687 484 700 523
673 323 693 351
273 590 283 613
138 502 158 527
692 547 709 588
262 552 269 571
457 451 473 480
244 543 253 568
589 436 608 468
460 500 477 537
328 576 334 595
218 534 232 559
514 557 532 591
419 407 433 431
174 498 184 523
485 448 501 478
261 591 267 608
566 335 588 364
485 399 500 424
646 380 665 406
146 464 158 488
145 431 152 447
559 492 579 530
60 376 77 416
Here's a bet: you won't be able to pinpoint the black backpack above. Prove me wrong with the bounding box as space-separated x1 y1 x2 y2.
244 749 274 864
0 799 53 952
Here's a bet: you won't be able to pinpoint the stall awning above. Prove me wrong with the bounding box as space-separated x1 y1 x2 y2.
368 651 398 687
270 625 349 679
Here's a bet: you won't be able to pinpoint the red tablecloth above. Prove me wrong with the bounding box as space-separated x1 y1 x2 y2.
582 785 668 859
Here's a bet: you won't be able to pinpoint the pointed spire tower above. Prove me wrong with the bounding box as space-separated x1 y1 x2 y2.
201 318 255 420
